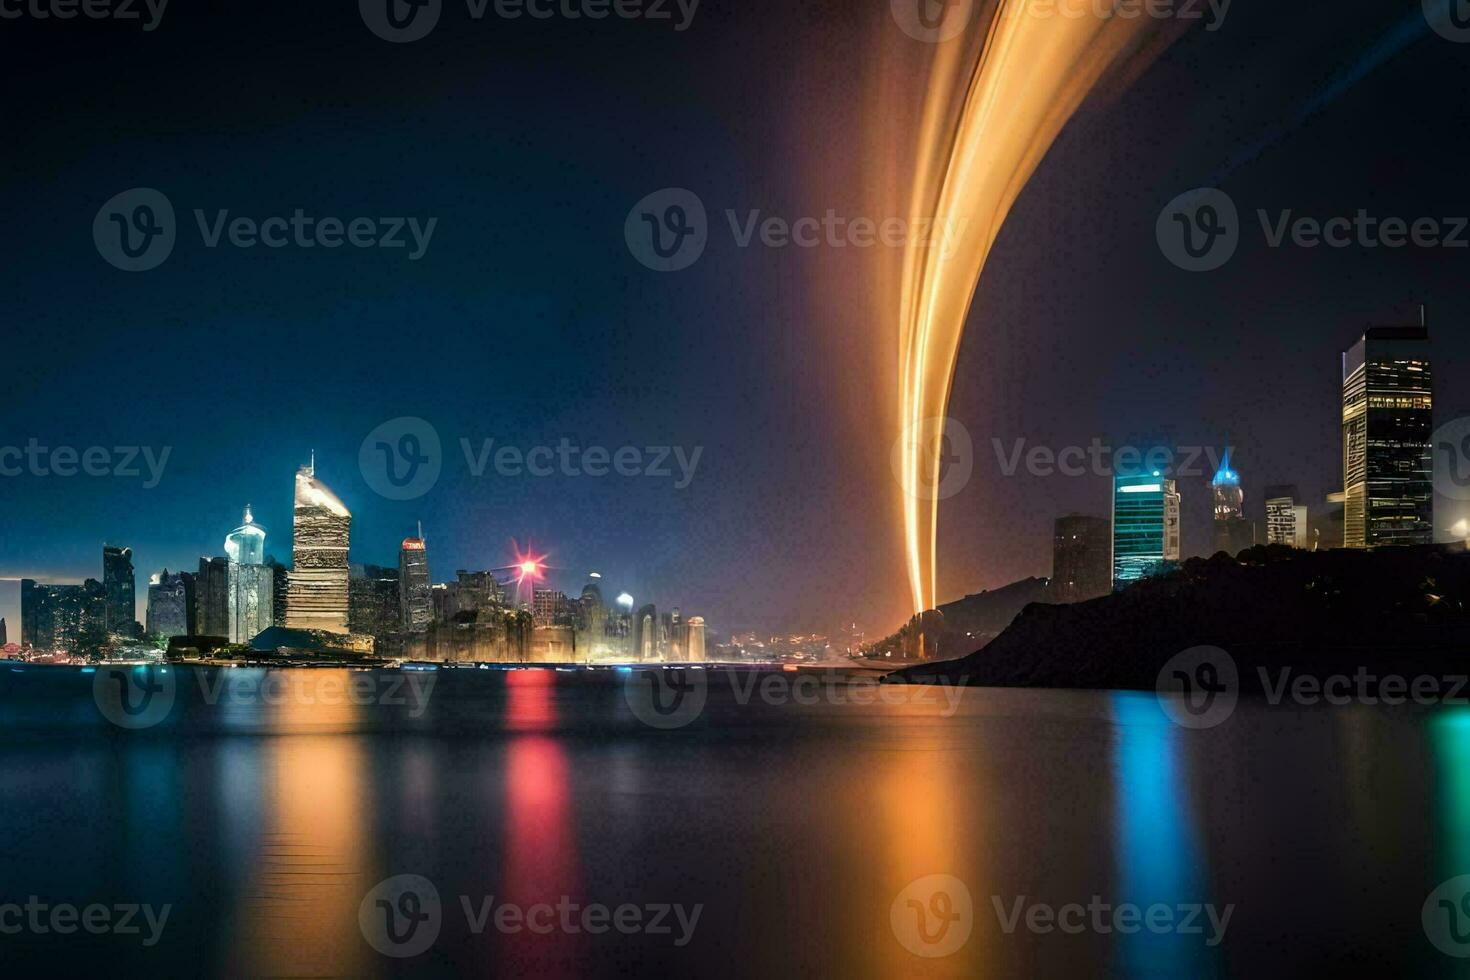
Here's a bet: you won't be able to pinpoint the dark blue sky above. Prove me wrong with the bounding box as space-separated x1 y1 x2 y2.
3 1 1469 637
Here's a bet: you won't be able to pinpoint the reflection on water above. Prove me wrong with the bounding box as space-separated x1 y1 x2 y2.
0 668 1465 976
1110 693 1219 978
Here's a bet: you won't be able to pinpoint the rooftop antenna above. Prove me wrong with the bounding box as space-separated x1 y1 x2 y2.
1421 303 1427 328
244 503 253 524
417 520 423 541
309 449 315 477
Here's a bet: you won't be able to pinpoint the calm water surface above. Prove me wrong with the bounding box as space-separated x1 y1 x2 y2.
0 666 1465 977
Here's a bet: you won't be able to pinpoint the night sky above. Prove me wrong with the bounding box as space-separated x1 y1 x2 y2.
2 1 1469 638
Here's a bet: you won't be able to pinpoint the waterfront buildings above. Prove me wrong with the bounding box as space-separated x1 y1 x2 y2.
284 460 352 633
1051 514 1112 603
349 563 400 638
398 526 431 631
634 602 657 660
1264 485 1309 548
196 556 230 637
1342 323 1433 547
685 615 706 661
224 505 274 643
101 545 137 636
146 569 194 638
1112 473 1181 590
20 578 105 652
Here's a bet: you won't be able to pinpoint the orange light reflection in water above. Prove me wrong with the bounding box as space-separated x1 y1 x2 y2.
225 671 380 979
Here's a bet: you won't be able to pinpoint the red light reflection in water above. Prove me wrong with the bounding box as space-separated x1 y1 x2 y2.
499 673 582 976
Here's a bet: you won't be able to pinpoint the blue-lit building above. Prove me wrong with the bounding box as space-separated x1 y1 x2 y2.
1112 472 1181 590
1211 450 1254 556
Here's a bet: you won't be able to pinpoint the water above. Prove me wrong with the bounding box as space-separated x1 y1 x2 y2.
0 665 1464 977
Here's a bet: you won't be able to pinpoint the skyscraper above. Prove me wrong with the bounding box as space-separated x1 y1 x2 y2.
1343 322 1433 548
398 524 431 632
1264 485 1309 549
1211 451 1254 556
1052 514 1112 603
350 563 401 639
225 505 274 644
1112 472 1181 590
0 617 7 646
196 556 230 637
685 615 706 662
146 569 193 638
102 545 137 636
285 459 352 633
634 602 657 661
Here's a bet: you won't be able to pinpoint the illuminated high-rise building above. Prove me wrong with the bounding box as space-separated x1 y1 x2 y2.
399 524 431 631
685 615 706 662
1112 472 1181 590
1264 485 1309 549
102 545 137 637
1211 451 1254 556
225 505 274 644
1342 322 1433 548
285 458 352 633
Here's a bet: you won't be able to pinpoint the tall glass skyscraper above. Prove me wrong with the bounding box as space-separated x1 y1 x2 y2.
1342 324 1432 548
398 525 432 632
285 460 352 633
225 505 274 643
1112 473 1181 590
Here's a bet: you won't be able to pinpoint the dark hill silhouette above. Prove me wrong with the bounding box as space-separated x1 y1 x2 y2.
893 544 1470 691
864 577 1049 660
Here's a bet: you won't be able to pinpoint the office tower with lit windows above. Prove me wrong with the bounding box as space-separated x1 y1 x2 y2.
399 526 431 631
1211 451 1254 556
1052 514 1111 603
350 563 401 638
102 545 137 636
1112 472 1181 590
285 459 352 633
225 505 274 643
1342 323 1433 548
1264 485 1309 548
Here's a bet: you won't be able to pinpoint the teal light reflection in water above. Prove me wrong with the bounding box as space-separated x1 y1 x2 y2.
1430 708 1470 881
1110 693 1220 978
